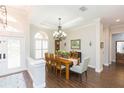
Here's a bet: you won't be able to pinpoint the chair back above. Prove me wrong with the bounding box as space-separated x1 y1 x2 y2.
50 53 56 65
55 56 62 69
80 57 90 72
50 53 55 61
45 53 49 62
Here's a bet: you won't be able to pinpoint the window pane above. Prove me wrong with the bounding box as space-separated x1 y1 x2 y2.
35 40 42 49
43 40 48 49
35 50 42 59
34 33 43 39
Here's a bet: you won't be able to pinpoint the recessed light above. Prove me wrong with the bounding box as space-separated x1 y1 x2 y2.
116 19 120 22
79 6 87 12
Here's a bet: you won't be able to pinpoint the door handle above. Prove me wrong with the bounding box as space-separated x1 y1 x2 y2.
3 53 6 59
0 54 1 60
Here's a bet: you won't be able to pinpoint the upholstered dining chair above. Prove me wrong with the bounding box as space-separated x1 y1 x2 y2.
55 56 65 77
70 57 90 81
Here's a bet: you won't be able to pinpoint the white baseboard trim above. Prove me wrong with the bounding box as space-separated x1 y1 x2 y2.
95 67 103 73
88 65 95 69
112 60 116 62
104 63 109 66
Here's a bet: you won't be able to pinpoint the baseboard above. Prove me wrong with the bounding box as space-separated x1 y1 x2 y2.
88 64 95 69
95 67 103 73
112 60 116 63
104 63 109 66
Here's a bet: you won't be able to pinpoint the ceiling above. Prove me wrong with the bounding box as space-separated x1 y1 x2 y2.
31 5 124 30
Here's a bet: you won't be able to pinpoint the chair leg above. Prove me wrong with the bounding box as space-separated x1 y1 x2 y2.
79 74 82 82
85 71 87 80
60 70 61 77
56 69 57 76
54 66 56 72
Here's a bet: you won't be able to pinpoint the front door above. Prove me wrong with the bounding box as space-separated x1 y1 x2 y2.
116 41 124 64
0 36 25 75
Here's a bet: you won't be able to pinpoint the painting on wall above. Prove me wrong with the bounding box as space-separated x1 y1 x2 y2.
71 39 81 49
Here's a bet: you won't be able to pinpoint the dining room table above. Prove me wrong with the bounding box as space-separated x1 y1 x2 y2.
59 57 79 80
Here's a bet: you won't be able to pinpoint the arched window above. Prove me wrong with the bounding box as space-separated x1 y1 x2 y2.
34 32 48 59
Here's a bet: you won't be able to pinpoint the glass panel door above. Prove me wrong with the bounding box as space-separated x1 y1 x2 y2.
8 39 21 69
0 38 8 74
0 36 25 75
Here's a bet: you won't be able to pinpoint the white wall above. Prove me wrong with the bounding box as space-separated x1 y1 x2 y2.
95 19 104 72
110 24 124 34
99 22 104 71
8 7 30 70
61 18 103 72
30 24 54 59
103 27 110 66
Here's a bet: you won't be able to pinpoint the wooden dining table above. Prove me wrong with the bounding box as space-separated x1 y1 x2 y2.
59 57 73 80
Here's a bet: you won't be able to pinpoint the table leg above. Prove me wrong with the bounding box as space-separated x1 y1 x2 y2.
66 64 69 80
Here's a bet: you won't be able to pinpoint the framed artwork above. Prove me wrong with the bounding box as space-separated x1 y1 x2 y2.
71 39 81 49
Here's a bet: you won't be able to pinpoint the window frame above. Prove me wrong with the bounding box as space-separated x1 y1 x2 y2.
34 33 48 59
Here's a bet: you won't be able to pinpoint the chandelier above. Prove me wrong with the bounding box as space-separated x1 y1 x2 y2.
0 5 7 31
53 18 67 41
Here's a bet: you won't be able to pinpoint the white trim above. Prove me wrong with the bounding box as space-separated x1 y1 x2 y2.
88 64 95 69
112 60 116 62
104 63 109 66
0 68 27 76
95 67 103 73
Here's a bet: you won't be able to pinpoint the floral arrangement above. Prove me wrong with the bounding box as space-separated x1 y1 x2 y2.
56 50 70 58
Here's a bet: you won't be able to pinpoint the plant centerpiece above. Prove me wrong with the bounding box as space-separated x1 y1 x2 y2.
57 50 70 58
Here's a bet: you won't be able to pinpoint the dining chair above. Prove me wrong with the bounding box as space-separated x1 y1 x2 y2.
55 56 65 77
70 51 80 65
70 57 90 81
50 53 56 72
45 53 51 71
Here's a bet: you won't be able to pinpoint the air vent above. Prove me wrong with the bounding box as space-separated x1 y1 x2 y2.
79 6 87 12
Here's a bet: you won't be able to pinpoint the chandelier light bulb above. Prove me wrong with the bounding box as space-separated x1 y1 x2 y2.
53 18 67 41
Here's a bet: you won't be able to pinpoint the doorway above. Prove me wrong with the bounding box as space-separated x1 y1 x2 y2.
0 36 25 75
116 41 124 64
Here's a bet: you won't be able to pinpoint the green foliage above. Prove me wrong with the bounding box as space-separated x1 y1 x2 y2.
57 50 70 58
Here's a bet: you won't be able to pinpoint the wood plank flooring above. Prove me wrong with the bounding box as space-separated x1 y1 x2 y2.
23 71 33 88
1 63 124 88
46 63 124 88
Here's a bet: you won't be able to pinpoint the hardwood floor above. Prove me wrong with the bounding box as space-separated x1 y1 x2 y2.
46 63 124 88
1 63 124 88
23 71 33 88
